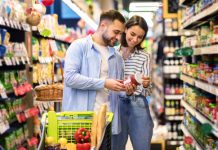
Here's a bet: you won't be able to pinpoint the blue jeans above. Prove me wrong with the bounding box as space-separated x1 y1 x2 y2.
112 95 154 150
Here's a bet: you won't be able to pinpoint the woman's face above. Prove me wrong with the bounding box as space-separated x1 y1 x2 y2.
125 25 145 48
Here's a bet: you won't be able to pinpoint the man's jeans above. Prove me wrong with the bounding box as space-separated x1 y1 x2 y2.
112 95 154 150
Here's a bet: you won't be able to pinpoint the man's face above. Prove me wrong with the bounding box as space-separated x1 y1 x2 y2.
102 20 125 47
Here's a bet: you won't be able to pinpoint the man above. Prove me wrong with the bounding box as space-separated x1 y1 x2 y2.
62 10 126 135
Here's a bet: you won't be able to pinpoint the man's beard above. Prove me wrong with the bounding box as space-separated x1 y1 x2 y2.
102 32 115 47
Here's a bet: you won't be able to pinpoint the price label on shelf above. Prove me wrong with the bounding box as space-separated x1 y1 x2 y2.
13 20 18 29
215 88 218 96
0 16 5 25
43 79 48 85
3 57 7 65
22 23 31 32
47 79 52 84
4 57 9 66
37 103 44 114
11 57 16 65
4 17 9 26
43 102 49 110
21 57 26 64
42 57 46 63
46 57 51 63
1 92 8 99
49 40 58 52
38 80 43 85
15 57 20 65
9 19 14 28
38 57 42 63
26 56 30 65
17 22 22 30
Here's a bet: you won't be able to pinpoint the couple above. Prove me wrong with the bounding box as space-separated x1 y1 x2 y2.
62 10 154 150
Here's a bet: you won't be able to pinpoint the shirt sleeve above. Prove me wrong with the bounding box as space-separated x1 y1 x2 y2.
64 40 105 90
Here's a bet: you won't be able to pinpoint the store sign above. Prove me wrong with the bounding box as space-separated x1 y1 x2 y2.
163 0 179 18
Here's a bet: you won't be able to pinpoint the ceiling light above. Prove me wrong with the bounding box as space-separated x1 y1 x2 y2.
62 0 98 30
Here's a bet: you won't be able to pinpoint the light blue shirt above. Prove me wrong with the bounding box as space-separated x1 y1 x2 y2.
62 35 124 134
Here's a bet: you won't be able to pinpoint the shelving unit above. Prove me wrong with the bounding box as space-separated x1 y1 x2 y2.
182 2 218 29
181 100 218 137
0 2 35 148
180 124 203 150
152 8 185 149
180 74 218 96
179 2 218 148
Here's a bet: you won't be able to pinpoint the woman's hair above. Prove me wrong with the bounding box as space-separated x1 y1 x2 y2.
121 15 148 50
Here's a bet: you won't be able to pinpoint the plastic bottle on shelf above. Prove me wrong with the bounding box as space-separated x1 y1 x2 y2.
169 41 175 53
164 41 170 54
165 83 171 94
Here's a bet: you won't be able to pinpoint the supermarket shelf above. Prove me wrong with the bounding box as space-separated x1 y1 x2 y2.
195 80 218 96
165 31 180 37
164 73 180 79
32 31 71 44
179 0 198 6
165 95 183 100
193 44 218 55
181 124 203 150
0 56 30 67
181 100 218 137
181 74 218 96
182 2 218 29
166 115 184 121
180 74 195 86
166 140 183 145
0 16 30 32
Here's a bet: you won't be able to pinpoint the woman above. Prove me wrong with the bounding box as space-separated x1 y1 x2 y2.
113 15 154 150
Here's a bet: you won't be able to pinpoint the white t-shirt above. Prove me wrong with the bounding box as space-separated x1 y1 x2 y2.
93 42 110 111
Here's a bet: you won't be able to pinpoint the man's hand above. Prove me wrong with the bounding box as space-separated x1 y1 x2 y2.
142 76 150 88
125 84 136 95
104 79 126 91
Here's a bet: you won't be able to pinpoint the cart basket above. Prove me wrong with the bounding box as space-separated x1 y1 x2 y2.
37 111 113 150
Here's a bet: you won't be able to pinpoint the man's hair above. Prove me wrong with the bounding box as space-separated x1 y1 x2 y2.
121 15 148 50
100 10 125 24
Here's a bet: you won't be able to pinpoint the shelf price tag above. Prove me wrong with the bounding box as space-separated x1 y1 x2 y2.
0 92 8 99
18 22 22 30
4 57 9 66
9 19 14 28
11 57 16 65
49 40 58 52
0 83 7 99
13 20 18 29
22 23 31 32
15 57 20 65
47 78 52 84
0 16 5 25
26 56 30 65
38 80 43 85
4 17 10 27
21 56 26 64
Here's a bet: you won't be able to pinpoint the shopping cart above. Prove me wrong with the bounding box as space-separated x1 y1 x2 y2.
37 111 113 150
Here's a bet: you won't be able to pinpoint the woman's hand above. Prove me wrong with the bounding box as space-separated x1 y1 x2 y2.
125 84 136 95
142 76 150 88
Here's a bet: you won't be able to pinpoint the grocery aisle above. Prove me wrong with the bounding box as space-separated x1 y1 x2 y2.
1 0 218 150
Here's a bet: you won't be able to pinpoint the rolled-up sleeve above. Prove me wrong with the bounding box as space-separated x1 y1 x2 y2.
64 41 105 90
